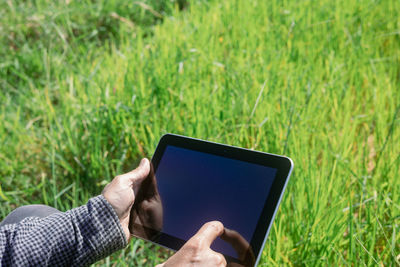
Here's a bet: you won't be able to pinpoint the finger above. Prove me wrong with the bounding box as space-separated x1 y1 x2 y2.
119 158 150 184
191 221 224 248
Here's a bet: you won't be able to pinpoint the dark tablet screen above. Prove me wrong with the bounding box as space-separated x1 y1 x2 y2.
157 145 277 258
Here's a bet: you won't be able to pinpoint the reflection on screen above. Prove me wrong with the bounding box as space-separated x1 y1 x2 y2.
155 145 277 260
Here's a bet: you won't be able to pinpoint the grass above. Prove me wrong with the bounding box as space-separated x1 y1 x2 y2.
0 0 399 265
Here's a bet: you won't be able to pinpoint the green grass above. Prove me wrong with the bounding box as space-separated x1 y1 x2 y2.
1 0 399 266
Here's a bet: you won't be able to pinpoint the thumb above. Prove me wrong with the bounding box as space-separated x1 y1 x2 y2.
120 158 151 184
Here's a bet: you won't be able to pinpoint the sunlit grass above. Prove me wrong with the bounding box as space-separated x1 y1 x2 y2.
0 0 399 265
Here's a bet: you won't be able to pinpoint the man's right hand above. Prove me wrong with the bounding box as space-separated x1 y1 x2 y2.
157 221 227 267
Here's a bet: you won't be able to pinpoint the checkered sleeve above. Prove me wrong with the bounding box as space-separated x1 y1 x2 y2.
0 195 128 266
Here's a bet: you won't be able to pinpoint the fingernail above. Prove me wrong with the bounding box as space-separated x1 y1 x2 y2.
139 158 147 167
210 221 223 231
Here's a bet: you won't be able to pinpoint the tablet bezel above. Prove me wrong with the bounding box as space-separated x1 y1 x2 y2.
147 133 293 266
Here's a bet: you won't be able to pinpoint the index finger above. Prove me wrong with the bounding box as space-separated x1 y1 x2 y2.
191 221 224 248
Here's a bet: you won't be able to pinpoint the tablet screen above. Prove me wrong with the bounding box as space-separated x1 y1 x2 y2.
156 145 277 259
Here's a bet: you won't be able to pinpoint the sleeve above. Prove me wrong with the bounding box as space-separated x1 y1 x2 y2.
0 195 127 267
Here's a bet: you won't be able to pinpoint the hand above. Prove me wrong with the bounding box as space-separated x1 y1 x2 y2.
157 221 227 267
102 158 150 240
130 163 163 239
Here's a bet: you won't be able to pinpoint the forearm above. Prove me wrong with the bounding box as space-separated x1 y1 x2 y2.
0 195 127 266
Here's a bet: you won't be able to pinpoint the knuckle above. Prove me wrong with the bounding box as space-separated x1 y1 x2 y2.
193 236 206 248
185 241 202 254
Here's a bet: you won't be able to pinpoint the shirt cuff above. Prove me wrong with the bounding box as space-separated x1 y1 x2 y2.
98 195 128 247
69 195 128 266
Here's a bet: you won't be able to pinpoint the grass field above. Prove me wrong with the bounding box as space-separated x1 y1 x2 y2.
1 0 399 266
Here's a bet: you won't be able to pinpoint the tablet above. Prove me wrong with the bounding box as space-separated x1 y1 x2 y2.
130 134 293 266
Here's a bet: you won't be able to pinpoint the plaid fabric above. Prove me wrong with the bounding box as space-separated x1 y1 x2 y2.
0 195 127 266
